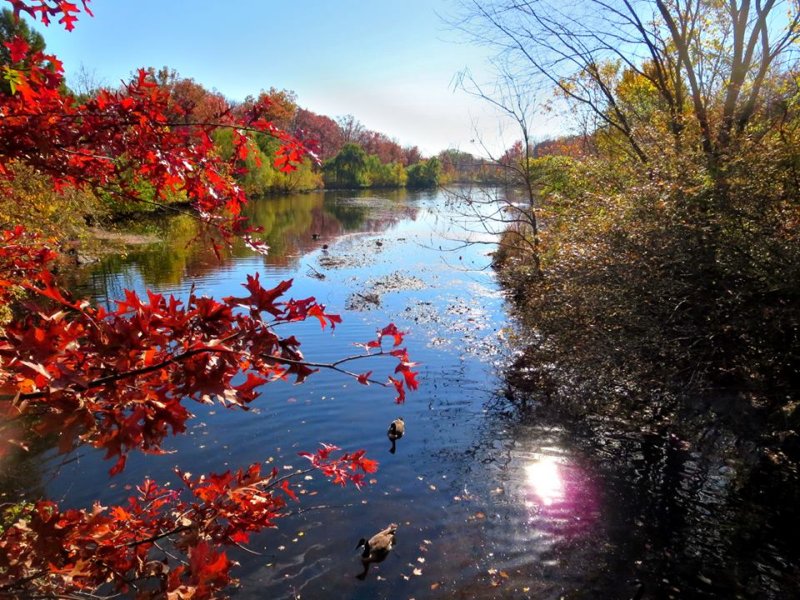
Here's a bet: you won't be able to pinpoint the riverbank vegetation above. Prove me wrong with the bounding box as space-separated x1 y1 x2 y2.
461 1 800 446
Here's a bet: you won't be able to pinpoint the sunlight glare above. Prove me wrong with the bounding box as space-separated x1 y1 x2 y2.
525 456 564 506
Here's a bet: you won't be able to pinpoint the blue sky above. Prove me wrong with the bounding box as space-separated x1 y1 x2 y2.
27 0 563 156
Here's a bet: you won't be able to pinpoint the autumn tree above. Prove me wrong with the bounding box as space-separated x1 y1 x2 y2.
336 113 366 145
294 107 344 161
0 6 43 80
360 130 405 164
455 0 800 409
453 0 800 278
242 87 298 130
534 135 590 158
150 67 229 125
403 145 422 166
0 2 417 597
458 0 800 174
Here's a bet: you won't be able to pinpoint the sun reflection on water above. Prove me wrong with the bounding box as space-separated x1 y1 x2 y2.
525 456 565 506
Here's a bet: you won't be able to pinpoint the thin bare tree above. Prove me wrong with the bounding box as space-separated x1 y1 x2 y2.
454 0 800 174
448 63 544 274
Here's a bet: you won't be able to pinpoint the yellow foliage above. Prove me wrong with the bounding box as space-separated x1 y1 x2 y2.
0 161 104 243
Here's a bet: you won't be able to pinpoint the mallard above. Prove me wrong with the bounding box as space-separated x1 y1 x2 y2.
388 417 404 454
356 523 397 579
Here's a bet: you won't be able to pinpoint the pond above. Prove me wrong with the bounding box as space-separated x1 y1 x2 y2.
9 188 799 598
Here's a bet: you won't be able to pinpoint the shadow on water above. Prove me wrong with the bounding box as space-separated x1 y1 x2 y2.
8 187 799 599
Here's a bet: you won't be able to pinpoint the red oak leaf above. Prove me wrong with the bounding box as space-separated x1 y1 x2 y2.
5 36 29 62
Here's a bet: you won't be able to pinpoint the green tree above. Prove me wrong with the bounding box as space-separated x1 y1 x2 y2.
214 129 274 195
364 155 407 187
406 157 441 188
324 142 371 188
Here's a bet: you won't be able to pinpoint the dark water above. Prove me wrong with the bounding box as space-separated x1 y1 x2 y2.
8 188 800 598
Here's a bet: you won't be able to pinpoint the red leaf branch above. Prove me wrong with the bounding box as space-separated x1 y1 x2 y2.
0 446 375 598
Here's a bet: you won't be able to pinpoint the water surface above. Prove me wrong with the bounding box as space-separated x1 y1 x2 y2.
11 188 798 598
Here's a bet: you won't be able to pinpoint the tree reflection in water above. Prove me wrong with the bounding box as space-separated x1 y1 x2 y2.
70 190 417 303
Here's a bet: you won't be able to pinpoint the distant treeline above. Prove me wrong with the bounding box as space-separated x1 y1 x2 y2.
99 69 591 196
437 134 591 185
117 68 445 195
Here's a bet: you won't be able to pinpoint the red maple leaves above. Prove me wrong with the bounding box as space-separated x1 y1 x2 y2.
5 0 92 31
299 443 380 489
0 240 417 473
0 234 419 596
4 35 28 62
0 226 58 297
355 324 419 402
0 33 311 248
0 451 372 597
0 2 419 596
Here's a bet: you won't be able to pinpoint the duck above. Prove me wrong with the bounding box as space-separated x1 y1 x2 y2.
355 523 397 579
388 417 404 454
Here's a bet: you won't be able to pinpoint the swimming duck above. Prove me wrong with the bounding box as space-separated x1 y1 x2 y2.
356 523 397 579
388 417 404 454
